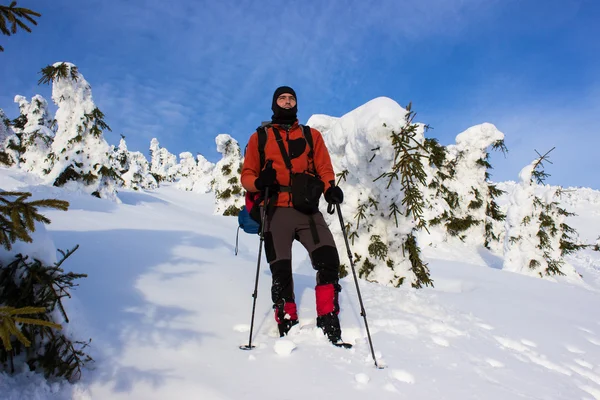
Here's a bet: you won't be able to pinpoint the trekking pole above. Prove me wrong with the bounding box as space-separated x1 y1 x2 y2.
331 201 382 368
240 162 273 350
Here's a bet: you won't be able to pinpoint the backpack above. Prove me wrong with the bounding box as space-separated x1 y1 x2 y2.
237 124 314 235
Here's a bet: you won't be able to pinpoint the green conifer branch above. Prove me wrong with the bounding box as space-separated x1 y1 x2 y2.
405 232 433 288
0 306 62 351
0 2 41 52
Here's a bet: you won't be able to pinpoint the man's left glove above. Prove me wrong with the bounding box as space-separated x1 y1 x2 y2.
324 186 344 205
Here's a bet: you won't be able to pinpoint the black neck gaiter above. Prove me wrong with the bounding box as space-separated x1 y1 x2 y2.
271 105 298 125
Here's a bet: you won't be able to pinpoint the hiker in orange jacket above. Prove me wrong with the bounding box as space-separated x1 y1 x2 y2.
241 86 345 343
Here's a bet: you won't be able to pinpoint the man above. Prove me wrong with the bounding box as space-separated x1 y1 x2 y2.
241 86 345 344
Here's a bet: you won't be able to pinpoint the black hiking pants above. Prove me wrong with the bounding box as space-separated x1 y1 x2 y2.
263 207 340 306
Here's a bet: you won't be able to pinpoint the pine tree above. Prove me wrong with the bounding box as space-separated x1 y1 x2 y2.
0 108 18 166
12 94 54 175
112 137 157 190
0 2 41 52
213 134 243 216
324 98 433 288
503 148 583 279
38 62 122 200
175 152 216 193
422 124 506 251
149 138 178 183
0 191 91 381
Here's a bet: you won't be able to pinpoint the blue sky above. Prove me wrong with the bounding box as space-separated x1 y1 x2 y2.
1 0 599 189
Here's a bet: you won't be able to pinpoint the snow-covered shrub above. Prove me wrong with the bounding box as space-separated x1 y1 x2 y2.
421 124 507 252
0 109 18 166
503 151 583 280
175 152 215 193
12 95 54 176
38 62 121 201
112 138 157 190
149 138 178 183
213 134 243 216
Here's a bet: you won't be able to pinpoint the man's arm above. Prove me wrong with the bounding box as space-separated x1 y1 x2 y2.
311 128 336 191
241 132 260 192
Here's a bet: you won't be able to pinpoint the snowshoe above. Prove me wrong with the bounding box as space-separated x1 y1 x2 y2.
278 318 299 337
316 312 343 343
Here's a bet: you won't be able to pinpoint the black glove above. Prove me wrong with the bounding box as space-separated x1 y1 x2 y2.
325 186 343 205
254 166 279 193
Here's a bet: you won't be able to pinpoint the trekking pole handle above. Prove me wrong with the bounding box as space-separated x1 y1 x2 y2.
327 180 336 215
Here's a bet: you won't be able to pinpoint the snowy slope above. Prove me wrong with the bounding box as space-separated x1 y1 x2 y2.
1 166 600 400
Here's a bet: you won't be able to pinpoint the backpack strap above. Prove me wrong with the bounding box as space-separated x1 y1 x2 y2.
271 126 293 171
301 125 314 159
256 125 268 171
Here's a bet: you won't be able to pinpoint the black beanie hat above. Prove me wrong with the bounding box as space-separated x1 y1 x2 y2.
271 86 298 125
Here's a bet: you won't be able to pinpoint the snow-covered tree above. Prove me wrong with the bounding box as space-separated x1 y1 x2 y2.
213 134 243 216
112 137 157 190
12 95 54 176
503 149 583 280
422 124 507 252
309 97 432 288
175 152 215 193
38 62 121 201
193 154 215 193
149 138 178 183
0 108 18 166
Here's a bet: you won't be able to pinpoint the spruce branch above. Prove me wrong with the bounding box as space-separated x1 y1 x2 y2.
0 191 69 250
0 306 62 350
491 139 508 155
405 232 433 288
531 147 555 184
38 63 79 85
336 169 349 185
0 1 41 52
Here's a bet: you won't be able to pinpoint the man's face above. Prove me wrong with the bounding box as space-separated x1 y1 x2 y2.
276 94 296 109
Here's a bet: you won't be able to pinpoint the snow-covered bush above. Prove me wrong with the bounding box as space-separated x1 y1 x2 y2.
112 138 157 190
12 95 54 176
503 151 583 280
149 138 178 183
38 62 121 201
421 124 507 252
213 134 243 216
0 109 18 166
175 152 215 193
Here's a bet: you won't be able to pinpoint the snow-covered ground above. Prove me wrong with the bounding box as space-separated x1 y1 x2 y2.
1 166 600 400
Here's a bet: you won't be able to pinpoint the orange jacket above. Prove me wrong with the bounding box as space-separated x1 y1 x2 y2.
241 122 335 208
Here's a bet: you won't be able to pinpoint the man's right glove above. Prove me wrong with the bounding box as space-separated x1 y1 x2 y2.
254 166 279 193
324 186 344 205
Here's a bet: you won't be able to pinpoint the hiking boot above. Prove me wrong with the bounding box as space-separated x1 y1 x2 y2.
278 319 299 337
316 312 342 343
273 300 298 337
